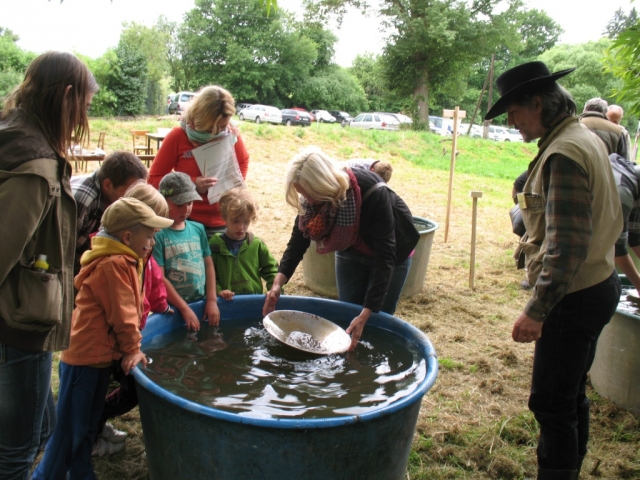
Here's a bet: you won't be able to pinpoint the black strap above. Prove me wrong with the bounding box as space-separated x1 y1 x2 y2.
362 181 390 203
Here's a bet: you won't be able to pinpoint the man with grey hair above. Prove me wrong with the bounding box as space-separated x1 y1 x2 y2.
580 97 629 159
486 62 622 479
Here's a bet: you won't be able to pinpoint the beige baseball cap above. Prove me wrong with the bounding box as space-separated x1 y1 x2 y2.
102 197 173 233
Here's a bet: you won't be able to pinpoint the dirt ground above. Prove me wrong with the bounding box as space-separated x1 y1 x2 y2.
90 129 639 479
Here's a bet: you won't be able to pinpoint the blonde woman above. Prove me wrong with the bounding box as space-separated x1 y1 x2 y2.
263 147 419 350
149 85 250 237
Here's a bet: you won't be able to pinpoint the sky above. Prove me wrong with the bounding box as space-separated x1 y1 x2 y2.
1 0 635 67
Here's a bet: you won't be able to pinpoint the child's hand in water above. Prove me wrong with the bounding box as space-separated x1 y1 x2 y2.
181 307 200 331
204 298 220 327
219 290 234 301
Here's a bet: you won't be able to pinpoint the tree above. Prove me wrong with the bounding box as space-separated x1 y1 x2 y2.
106 43 148 116
178 0 317 105
0 27 36 98
294 67 368 112
604 8 638 39
605 23 640 117
120 21 172 114
306 0 523 122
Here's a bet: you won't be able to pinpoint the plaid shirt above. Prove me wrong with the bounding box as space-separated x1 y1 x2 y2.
71 171 104 273
523 151 592 321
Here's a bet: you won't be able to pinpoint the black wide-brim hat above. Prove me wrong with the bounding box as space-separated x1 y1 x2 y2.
484 61 576 120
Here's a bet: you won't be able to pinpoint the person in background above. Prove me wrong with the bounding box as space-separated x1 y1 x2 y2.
580 97 629 160
608 153 640 293
263 147 419 350
0 51 98 479
92 183 172 457
154 172 220 331
607 104 634 161
345 158 393 183
72 151 148 274
32 198 173 479
486 61 622 479
209 188 279 299
149 85 250 239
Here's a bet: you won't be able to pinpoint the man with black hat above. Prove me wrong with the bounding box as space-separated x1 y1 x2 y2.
485 61 623 479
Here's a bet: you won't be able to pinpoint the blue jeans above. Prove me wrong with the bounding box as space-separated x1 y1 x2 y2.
335 251 412 315
32 362 111 480
0 344 55 480
529 271 620 471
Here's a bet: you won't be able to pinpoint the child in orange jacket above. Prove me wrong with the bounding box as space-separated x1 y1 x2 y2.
32 198 173 480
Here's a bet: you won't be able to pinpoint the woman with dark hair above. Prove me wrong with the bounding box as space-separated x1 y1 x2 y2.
0 51 98 478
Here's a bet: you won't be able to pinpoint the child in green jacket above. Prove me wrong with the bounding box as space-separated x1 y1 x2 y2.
209 188 278 299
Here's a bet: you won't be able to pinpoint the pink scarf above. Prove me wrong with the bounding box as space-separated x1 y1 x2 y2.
298 169 362 253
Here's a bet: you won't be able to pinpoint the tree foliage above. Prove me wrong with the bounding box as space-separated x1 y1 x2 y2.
604 8 638 40
605 23 640 118
0 27 36 98
106 43 149 116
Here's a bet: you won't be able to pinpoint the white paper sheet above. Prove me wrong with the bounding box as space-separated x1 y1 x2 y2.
191 135 244 204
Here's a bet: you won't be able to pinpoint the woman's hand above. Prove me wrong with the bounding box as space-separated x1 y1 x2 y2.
263 273 287 316
346 308 372 351
263 285 281 317
195 176 218 195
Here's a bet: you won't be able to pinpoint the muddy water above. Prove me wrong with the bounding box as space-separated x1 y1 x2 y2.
141 318 426 419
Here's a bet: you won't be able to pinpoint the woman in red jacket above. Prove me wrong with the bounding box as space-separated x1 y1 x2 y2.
149 85 250 238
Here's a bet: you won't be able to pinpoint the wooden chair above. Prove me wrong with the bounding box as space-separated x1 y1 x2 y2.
97 132 105 150
131 130 152 156
138 154 156 168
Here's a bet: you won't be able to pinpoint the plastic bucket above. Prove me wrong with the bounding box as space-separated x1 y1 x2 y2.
302 217 438 299
133 295 438 480
589 276 640 414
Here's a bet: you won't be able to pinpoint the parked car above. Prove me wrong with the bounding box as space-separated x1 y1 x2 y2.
281 109 312 127
429 115 453 136
347 113 400 131
392 113 413 124
236 103 253 115
460 123 483 138
168 91 195 114
310 110 336 123
488 125 511 141
238 104 282 125
291 107 315 122
507 128 523 142
328 110 353 124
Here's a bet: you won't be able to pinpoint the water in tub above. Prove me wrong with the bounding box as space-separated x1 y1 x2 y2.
141 318 426 419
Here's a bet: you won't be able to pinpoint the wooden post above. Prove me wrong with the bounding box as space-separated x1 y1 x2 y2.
442 107 466 243
469 190 483 289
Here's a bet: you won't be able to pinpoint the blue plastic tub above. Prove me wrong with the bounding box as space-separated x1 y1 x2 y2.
133 295 438 480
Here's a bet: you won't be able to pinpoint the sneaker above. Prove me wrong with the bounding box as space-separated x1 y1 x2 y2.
92 437 126 457
99 423 127 443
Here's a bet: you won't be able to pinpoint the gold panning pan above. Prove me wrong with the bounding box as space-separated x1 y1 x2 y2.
263 310 351 355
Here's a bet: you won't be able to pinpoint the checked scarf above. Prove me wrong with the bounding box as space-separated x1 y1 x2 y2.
298 169 362 254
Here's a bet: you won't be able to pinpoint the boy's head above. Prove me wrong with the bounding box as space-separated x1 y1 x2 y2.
219 188 257 241
124 183 170 218
158 172 201 224
101 197 173 258
97 152 148 205
371 161 393 183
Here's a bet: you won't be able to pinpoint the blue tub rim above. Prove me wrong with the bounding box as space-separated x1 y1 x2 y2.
132 294 438 429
